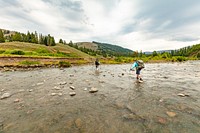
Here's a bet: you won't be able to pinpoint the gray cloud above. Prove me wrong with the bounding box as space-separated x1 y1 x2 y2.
120 0 200 41
135 0 200 22
1 0 200 51
169 36 200 42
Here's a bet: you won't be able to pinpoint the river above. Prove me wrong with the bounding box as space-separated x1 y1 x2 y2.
0 61 200 133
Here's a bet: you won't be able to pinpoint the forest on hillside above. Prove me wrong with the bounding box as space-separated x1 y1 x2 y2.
0 29 200 61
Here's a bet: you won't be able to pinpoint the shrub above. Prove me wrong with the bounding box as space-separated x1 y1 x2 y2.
58 61 71 67
19 60 41 65
0 50 5 54
176 56 187 62
10 50 25 55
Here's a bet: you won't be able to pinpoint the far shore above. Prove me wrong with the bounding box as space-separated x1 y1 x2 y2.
0 56 195 72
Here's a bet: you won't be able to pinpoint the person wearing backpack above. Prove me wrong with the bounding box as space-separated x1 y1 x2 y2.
95 58 100 70
130 60 145 82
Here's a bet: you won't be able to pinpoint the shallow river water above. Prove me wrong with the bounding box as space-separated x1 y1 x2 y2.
0 61 200 133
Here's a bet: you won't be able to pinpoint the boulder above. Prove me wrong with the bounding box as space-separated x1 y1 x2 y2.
69 92 76 96
70 86 75 90
89 87 98 93
1 93 11 100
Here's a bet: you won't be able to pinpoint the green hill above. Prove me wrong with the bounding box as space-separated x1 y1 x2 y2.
92 41 133 57
0 42 92 58
172 43 200 58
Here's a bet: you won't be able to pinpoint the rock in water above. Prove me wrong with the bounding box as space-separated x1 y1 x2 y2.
69 92 76 96
166 111 176 117
14 98 20 103
70 86 75 90
177 93 189 97
51 93 57 96
54 86 61 90
89 87 98 93
75 118 82 128
59 82 67 85
1 93 11 99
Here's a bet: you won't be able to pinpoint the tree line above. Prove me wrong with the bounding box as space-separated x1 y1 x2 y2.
1 29 199 59
0 29 55 46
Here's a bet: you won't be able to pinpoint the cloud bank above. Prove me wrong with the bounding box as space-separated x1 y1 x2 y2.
1 0 200 51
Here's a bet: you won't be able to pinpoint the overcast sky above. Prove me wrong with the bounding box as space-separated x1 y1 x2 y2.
1 0 200 51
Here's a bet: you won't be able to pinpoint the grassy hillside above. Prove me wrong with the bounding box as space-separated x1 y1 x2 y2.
92 41 133 57
76 42 98 51
186 44 200 57
0 42 92 58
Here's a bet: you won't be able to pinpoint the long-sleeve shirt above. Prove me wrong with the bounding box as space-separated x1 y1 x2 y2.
131 62 139 70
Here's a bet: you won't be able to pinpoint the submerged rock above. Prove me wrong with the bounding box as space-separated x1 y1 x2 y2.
157 117 167 124
59 82 67 85
69 74 74 77
1 93 11 99
166 111 176 117
14 98 20 103
89 87 98 93
58 93 63 96
75 118 82 128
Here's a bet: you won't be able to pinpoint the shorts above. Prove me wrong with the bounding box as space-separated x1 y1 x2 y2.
136 68 141 75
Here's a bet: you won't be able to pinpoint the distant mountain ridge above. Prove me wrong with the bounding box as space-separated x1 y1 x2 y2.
144 50 172 55
92 41 133 57
75 41 134 57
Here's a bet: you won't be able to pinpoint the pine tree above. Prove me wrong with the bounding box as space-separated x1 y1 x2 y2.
26 31 31 42
59 39 63 44
38 34 44 44
12 32 22 41
34 31 38 44
0 29 5 43
44 36 48 46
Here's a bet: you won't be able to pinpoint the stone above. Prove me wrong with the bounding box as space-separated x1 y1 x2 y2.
89 87 98 93
59 82 67 85
69 92 76 96
166 111 176 117
75 118 82 128
70 86 75 90
157 117 167 124
84 88 88 91
54 86 61 90
69 74 74 77
51 93 57 96
29 89 33 92
99 80 105 83
37 82 44 85
14 98 20 103
177 93 189 97
1 93 11 99
58 93 63 96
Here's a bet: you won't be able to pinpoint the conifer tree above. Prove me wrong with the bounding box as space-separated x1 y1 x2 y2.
59 39 63 44
12 32 22 41
0 29 5 43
